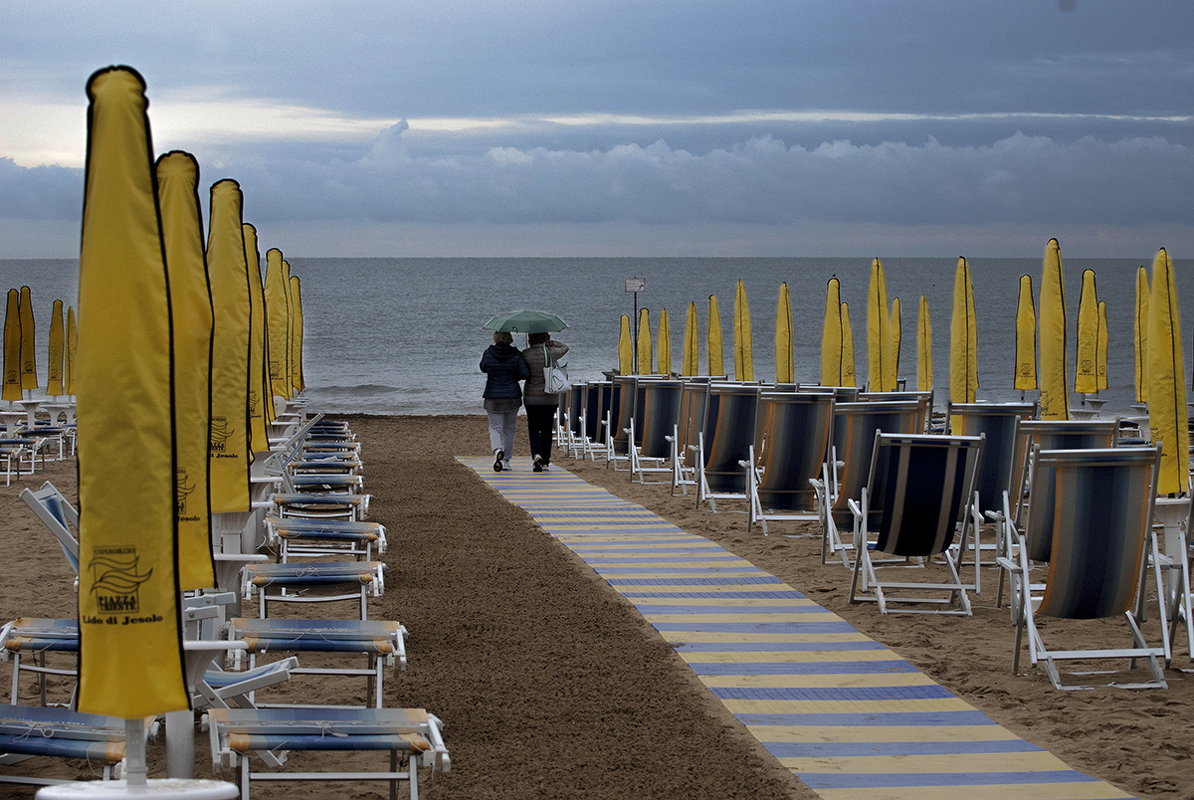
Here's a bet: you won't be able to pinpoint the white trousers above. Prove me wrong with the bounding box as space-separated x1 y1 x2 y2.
487 410 517 463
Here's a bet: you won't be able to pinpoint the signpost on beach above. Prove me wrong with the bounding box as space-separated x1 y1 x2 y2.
626 277 645 372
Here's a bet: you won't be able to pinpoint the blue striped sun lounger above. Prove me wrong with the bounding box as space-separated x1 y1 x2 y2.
0 704 127 785
263 516 387 562
242 561 386 619
271 491 371 521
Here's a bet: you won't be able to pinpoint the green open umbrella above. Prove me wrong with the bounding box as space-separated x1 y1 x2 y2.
483 309 568 333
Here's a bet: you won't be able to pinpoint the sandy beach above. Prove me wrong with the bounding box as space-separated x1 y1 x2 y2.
0 413 1191 799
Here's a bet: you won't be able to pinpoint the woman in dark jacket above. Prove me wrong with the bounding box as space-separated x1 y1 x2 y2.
481 331 530 471
522 331 569 471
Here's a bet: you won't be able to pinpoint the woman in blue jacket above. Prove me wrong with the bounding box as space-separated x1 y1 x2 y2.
480 331 530 471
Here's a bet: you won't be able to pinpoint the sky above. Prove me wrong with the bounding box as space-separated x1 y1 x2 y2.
1 0 1192 259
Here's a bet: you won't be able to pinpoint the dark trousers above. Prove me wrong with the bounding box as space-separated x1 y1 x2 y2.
525 403 558 463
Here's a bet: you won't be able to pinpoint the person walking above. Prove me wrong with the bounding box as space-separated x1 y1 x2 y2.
480 330 530 471
522 331 569 472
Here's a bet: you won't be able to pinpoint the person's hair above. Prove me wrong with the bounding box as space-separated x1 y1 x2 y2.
493 331 513 345
528 331 550 345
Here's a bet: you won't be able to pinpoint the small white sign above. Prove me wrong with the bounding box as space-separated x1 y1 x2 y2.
625 277 646 292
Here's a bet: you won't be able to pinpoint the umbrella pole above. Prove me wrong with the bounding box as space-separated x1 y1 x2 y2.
125 717 147 786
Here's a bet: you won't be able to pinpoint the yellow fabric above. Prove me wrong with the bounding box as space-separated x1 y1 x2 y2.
1038 239 1069 420
681 301 699 376
840 302 856 387
207 179 252 513
1097 300 1108 391
1147 247 1189 495
46 299 64 396
289 274 305 392
65 306 77 395
949 256 978 428
246 243 269 452
1134 266 1149 403
707 294 723 376
3 289 21 401
820 278 843 386
1074 269 1098 394
18 286 36 391
636 308 652 374
866 258 890 391
733 279 753 381
279 258 293 409
775 282 793 383
1014 274 1037 391
156 150 216 592
656 308 671 375
617 314 633 374
76 65 187 717
916 294 932 392
887 296 901 391
264 248 292 401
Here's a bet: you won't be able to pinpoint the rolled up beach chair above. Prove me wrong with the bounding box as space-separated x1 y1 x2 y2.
242 561 386 620
229 618 407 709
996 445 1168 689
0 704 129 785
208 706 448 800
847 432 984 615
630 379 683 484
263 516 387 562
694 383 760 511
745 391 834 535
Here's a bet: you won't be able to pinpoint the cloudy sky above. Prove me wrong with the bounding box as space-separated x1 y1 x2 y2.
2 0 1192 258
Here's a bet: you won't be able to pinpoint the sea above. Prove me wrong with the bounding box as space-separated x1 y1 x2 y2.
1 256 1190 417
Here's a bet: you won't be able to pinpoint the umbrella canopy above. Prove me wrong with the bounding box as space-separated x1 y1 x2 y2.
775 282 793 383
916 294 932 392
76 64 187 718
46 299 64 396
1038 238 1069 420
681 301 699 377
1147 247 1188 495
657 308 671 375
840 301 856 387
887 296 902 391
1074 268 1099 395
867 258 891 391
707 294 724 376
18 286 36 393
733 279 754 381
65 306 77 396
1014 274 1037 392
245 243 269 452
484 309 567 333
1134 266 1149 404
949 256 979 417
820 277 844 386
289 274 305 394
2 289 21 401
617 314 633 374
265 247 292 402
1097 300 1108 391
636 308 652 374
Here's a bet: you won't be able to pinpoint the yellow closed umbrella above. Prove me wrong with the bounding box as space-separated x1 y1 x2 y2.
18 286 36 394
289 274 305 393
1147 247 1188 495
1097 300 1108 391
76 64 187 719
840 301 856 387
1038 239 1069 420
681 301 699 376
707 294 723 376
207 179 252 513
887 296 902 391
2 289 21 401
916 294 932 392
156 149 216 592
733 279 754 381
1074 268 1099 396
264 247 292 401
949 256 978 428
245 242 268 453
657 308 671 375
820 277 844 386
617 314 633 373
636 307 652 374
866 258 890 391
775 282 793 383
1134 266 1149 404
65 306 77 396
1014 274 1037 392
46 299 64 396
245 226 277 425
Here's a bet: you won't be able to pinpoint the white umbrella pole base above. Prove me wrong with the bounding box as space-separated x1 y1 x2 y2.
35 779 238 799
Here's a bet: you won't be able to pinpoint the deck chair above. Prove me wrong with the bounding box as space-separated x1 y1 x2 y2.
847 433 984 615
208 706 448 800
859 391 933 432
19 482 80 579
668 378 711 495
630 379 683 483
812 400 921 567
229 618 407 709
263 516 387 562
745 391 834 535
997 445 1168 689
606 376 636 470
583 381 611 461
694 383 760 511
242 561 385 620
0 704 129 785
0 438 44 484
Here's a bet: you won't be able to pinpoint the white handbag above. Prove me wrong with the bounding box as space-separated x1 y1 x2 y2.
543 345 572 394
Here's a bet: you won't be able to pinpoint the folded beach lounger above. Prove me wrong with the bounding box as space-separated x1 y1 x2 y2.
270 491 371 521
229 618 407 708
263 516 387 562
208 706 447 800
285 472 364 493
242 561 386 619
0 703 128 785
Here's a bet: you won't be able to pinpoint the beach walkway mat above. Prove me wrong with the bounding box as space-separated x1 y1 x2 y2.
459 458 1135 800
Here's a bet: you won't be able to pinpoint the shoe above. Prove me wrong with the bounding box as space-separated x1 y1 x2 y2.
532 455 544 473
493 450 504 472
